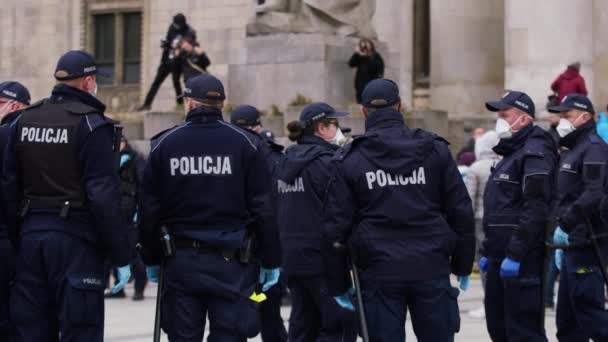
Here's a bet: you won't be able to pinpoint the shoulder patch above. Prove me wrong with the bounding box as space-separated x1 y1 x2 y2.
64 102 99 115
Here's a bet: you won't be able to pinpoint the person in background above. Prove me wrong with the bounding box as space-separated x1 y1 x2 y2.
457 151 476 182
551 62 588 105
348 38 384 104
106 136 148 301
464 130 500 319
458 127 486 159
137 13 196 111
547 112 561 145
596 110 608 143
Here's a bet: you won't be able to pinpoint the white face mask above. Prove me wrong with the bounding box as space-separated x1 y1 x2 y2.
495 115 525 139
556 113 585 138
89 82 98 97
329 127 347 146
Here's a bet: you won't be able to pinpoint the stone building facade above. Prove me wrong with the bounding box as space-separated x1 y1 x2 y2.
0 0 606 143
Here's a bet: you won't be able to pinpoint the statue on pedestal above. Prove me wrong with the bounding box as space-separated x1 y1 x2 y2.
247 0 377 38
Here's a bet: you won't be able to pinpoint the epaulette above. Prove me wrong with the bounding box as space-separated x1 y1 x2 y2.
64 102 99 115
150 125 179 141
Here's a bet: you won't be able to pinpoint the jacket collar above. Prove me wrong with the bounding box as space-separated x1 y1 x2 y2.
492 124 535 156
364 108 405 132
185 106 223 123
298 134 338 151
50 84 106 113
559 120 596 149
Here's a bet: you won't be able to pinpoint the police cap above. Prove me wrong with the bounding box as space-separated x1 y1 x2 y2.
299 102 349 127
548 93 595 114
230 105 261 127
0 81 31 105
486 90 536 117
54 50 109 81
361 79 401 108
182 74 226 101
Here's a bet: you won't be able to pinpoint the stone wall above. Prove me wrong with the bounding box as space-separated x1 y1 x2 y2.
0 0 83 101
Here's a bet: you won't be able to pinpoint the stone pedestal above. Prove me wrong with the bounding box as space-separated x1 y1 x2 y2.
228 33 389 111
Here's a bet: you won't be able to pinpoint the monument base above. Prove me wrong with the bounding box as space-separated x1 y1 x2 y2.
228 33 382 111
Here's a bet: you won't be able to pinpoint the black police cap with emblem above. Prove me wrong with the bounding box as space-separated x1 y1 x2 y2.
361 79 401 108
231 105 262 127
486 90 536 117
548 93 595 114
181 74 226 101
54 50 110 81
299 102 349 127
0 81 31 105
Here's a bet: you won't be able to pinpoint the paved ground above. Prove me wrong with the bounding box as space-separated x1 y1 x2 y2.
104 275 559 341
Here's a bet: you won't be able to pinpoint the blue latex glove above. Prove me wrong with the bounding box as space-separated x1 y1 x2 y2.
111 265 131 294
479 257 488 273
553 226 569 245
334 288 355 311
259 268 280 292
146 265 160 283
499 258 520 278
457 275 470 291
555 249 564 271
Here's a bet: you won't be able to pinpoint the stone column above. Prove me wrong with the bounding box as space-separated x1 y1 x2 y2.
593 0 608 112
430 0 505 117
505 0 594 114
373 0 413 107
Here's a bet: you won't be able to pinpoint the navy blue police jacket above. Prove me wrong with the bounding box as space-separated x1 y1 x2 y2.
240 128 284 175
139 106 281 268
555 121 608 250
276 135 337 275
320 108 475 295
1 84 131 267
481 124 557 261
0 111 22 240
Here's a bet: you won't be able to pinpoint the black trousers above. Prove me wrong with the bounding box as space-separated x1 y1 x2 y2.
142 60 183 107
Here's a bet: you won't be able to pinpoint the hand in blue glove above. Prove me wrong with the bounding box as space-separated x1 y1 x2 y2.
457 275 470 291
146 265 160 283
555 249 564 271
553 226 569 245
334 288 355 311
499 258 520 278
259 268 280 292
111 265 131 294
479 257 488 273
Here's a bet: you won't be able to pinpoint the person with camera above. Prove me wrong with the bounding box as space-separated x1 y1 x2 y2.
177 34 211 82
137 13 196 111
348 38 385 104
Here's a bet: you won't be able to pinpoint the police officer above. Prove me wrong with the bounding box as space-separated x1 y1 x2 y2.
0 81 30 342
139 74 281 342
1 50 131 342
548 94 608 341
277 102 357 342
480 91 557 341
321 79 475 342
230 105 287 342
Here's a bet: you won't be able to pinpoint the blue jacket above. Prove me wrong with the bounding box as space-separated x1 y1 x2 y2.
1 84 131 266
139 106 281 268
276 135 337 275
556 121 608 247
482 125 558 261
0 111 22 240
320 108 475 295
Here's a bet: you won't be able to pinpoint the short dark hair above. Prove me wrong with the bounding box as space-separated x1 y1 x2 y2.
188 97 223 110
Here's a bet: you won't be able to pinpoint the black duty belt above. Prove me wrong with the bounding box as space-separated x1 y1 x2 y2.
21 199 86 219
172 237 239 261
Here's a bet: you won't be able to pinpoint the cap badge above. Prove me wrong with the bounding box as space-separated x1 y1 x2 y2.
370 99 388 106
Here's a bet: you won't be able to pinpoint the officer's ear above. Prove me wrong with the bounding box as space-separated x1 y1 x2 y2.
361 105 369 118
